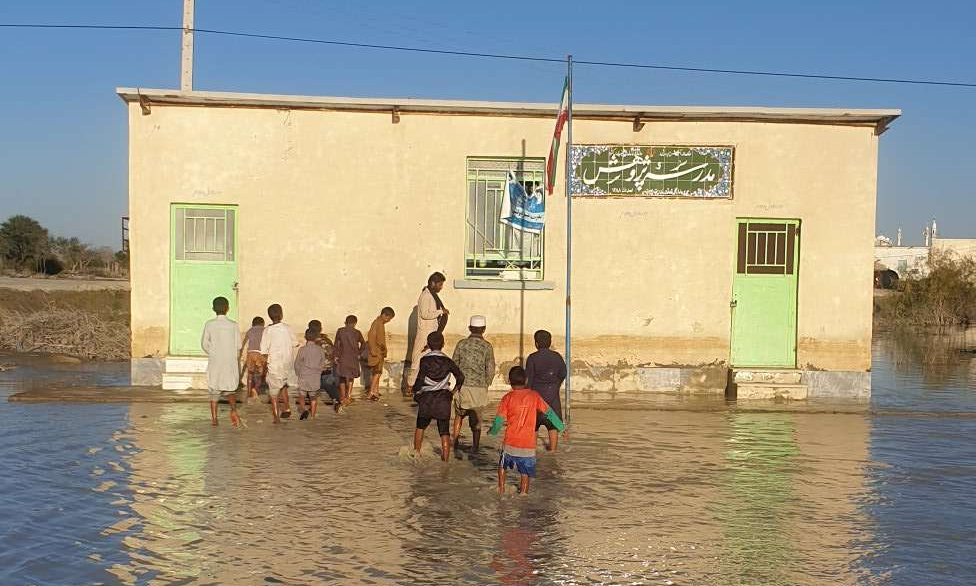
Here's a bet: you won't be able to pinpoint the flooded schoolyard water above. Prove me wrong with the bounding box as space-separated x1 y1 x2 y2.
1 333 974 585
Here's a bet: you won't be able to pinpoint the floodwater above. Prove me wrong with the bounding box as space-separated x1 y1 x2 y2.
1 333 974 586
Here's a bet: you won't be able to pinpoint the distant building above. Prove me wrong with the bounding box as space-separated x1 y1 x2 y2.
875 219 976 286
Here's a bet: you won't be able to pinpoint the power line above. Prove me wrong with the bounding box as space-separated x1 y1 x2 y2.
3 22 976 88
573 59 976 88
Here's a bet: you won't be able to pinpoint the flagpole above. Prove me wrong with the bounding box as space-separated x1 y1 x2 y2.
564 54 574 426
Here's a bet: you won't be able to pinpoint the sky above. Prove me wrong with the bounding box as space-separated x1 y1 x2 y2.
1 0 974 248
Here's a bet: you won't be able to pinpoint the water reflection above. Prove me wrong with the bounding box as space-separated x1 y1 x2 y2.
1 336 974 585
720 413 798 583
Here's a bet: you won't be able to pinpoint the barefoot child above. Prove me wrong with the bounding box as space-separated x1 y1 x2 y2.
451 315 495 451
260 303 298 423
241 316 266 399
201 296 241 426
489 366 565 494
412 331 464 462
525 330 569 452
334 315 366 406
294 329 327 420
366 307 395 401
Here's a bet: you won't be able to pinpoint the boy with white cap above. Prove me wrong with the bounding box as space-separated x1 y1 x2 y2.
451 314 496 451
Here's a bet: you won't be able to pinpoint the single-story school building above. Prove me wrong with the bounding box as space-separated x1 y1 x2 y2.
117 88 899 401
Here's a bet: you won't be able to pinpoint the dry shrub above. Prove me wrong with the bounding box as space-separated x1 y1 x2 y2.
0 307 129 361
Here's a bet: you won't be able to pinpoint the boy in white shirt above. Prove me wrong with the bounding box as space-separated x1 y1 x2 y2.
259 303 298 423
201 296 240 426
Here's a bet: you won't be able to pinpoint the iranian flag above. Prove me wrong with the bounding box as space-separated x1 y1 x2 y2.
545 76 570 195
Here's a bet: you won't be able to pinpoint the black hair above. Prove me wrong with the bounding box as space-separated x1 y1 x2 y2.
427 271 446 286
304 328 317 342
426 331 445 351
308 319 322 333
381 306 396 318
508 365 527 387
534 329 552 349
268 303 283 322
212 296 229 314
469 325 486 335
252 316 265 326
345 315 358 326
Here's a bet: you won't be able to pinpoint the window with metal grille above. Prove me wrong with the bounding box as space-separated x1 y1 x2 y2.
736 221 796 275
174 207 236 262
465 158 545 280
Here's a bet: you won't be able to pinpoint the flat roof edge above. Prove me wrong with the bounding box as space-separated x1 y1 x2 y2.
116 88 901 126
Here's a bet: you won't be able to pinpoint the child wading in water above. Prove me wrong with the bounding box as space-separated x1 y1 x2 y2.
260 303 298 423
334 315 366 406
525 329 569 451
201 296 241 426
240 316 266 400
294 328 327 419
308 320 341 411
451 315 495 451
489 366 565 494
412 331 464 462
366 307 395 401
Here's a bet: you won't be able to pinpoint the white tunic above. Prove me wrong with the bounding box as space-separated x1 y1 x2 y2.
201 315 241 391
408 288 445 385
260 321 298 387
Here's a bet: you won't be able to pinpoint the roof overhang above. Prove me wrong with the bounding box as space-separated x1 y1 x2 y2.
117 88 901 134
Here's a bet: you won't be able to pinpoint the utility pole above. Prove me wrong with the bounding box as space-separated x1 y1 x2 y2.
180 0 195 92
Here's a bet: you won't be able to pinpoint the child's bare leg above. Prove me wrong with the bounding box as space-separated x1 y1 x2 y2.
228 394 239 425
439 434 451 462
498 467 506 493
413 428 424 454
546 428 559 452
297 394 307 413
519 474 530 494
471 411 482 451
280 387 291 415
451 414 464 447
270 388 281 423
210 400 219 426
310 399 318 418
339 381 348 405
368 373 381 398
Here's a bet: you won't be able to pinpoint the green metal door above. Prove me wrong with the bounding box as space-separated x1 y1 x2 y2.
170 205 238 356
731 219 799 367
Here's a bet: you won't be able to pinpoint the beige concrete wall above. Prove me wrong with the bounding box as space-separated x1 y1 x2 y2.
933 238 976 260
128 102 878 380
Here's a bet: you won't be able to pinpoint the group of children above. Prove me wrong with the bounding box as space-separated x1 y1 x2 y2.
234 304 395 423
202 298 567 493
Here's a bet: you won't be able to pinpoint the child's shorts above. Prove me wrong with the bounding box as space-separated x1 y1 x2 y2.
298 388 321 401
208 388 237 401
499 452 537 477
416 415 450 436
266 364 296 391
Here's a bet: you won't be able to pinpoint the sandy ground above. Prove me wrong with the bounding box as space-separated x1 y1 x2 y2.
0 276 129 291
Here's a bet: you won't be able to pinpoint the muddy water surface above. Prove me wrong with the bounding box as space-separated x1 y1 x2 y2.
1 334 974 585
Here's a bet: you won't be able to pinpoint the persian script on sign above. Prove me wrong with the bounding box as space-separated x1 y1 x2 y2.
570 145 734 198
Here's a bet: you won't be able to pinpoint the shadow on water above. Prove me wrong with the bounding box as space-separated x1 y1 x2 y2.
0 331 974 585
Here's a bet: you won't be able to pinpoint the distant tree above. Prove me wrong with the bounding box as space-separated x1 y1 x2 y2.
0 215 49 270
48 236 105 273
114 250 129 271
94 246 115 267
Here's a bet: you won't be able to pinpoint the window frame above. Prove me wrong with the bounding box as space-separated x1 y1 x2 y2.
464 156 546 281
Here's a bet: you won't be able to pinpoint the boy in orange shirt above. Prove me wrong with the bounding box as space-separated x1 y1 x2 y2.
488 366 565 494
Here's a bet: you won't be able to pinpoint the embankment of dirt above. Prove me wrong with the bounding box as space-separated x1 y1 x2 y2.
0 288 130 360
